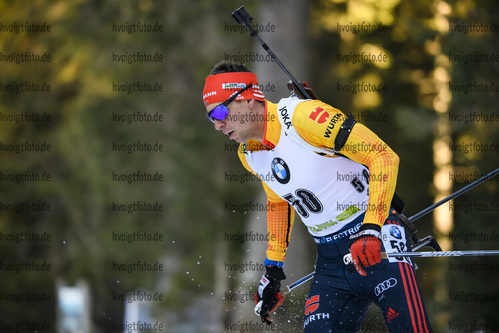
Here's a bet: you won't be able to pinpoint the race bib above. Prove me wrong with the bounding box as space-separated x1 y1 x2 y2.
381 224 412 265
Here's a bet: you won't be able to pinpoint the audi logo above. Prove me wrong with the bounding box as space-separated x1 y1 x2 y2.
374 278 397 296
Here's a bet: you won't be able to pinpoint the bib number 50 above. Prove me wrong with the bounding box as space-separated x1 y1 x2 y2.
283 188 323 218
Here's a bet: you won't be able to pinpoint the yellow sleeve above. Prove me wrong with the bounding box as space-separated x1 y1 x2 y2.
238 142 295 265
292 100 399 227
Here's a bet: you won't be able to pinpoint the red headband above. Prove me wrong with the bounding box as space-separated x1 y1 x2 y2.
202 72 265 106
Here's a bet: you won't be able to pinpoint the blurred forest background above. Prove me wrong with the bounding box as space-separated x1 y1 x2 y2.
0 0 498 332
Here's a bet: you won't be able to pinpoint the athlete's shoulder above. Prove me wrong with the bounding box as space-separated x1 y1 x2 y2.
285 99 346 148
292 99 344 125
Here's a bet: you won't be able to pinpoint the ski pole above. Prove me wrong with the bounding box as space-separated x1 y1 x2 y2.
285 249 499 295
381 167 499 252
343 249 499 264
281 272 315 297
399 167 499 252
396 167 498 248
408 167 499 223
381 250 499 258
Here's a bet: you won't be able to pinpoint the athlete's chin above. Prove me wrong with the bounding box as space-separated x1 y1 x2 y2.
231 135 243 143
230 132 250 143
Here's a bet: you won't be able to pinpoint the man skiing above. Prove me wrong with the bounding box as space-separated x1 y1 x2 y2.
202 60 432 332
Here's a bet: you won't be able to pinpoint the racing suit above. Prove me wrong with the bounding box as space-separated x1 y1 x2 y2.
238 97 432 332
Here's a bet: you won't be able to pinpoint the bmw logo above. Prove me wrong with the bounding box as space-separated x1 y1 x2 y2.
271 157 290 184
389 226 402 239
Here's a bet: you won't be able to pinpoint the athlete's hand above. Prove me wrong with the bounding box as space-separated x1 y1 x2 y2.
254 266 286 324
349 224 382 276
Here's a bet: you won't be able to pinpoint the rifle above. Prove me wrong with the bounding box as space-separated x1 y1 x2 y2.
232 6 318 100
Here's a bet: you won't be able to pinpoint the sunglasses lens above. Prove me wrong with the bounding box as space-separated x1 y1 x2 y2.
206 85 252 123
207 104 229 122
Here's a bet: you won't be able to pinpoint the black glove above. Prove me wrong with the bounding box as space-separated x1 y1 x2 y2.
254 266 286 324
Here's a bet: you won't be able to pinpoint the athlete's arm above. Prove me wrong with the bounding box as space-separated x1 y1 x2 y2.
238 141 295 267
291 100 399 227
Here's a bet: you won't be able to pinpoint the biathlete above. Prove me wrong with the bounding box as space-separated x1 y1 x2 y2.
202 60 432 333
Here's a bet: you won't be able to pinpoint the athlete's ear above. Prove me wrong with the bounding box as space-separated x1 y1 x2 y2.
246 98 256 109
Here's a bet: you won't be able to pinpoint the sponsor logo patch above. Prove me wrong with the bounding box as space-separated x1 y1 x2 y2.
271 157 290 184
389 225 402 239
374 278 398 296
324 113 344 138
386 307 399 322
279 106 292 129
305 295 320 315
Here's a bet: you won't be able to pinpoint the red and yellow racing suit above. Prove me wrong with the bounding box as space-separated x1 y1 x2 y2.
237 99 399 265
